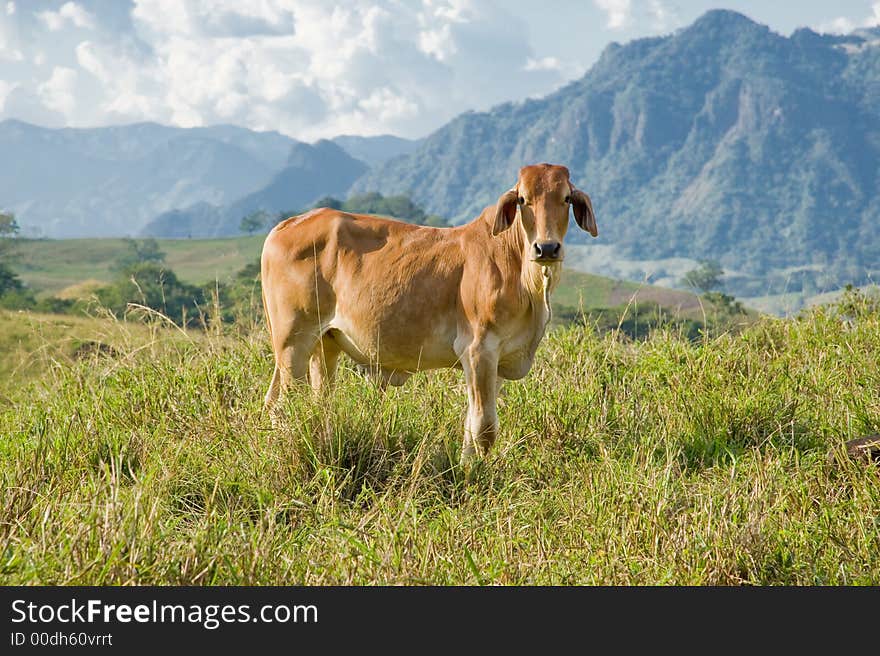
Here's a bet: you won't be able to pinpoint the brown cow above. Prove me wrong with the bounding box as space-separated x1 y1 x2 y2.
260 163 597 462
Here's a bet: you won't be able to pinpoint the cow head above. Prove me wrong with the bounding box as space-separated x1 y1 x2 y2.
493 163 597 263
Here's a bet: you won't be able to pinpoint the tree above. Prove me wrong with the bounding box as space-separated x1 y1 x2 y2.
424 214 450 227
240 210 270 235
112 238 166 272
0 263 23 295
0 211 19 238
682 260 724 294
97 262 206 326
209 259 264 327
0 210 20 256
312 196 343 210
0 211 23 296
314 192 450 226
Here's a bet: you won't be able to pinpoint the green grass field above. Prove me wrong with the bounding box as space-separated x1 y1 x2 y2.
13 236 265 297
0 310 192 395
1 291 878 585
743 285 880 317
0 310 87 392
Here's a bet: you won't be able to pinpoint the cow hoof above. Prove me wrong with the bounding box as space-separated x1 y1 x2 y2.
460 447 490 483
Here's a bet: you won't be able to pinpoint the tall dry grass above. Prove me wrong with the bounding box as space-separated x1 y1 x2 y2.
1 291 878 584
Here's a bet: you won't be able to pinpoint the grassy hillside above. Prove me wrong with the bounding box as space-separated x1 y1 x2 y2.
553 269 716 316
742 284 880 317
13 236 265 296
0 310 191 394
1 293 878 585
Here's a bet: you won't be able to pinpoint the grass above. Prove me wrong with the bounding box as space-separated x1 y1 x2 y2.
554 269 699 314
0 309 180 395
1 294 878 585
13 236 265 297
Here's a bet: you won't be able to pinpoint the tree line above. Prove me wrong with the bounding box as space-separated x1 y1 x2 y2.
2 189 449 327
1 206 748 339
239 192 449 235
0 218 261 329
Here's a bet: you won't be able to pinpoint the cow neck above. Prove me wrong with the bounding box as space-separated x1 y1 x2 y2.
498 217 562 310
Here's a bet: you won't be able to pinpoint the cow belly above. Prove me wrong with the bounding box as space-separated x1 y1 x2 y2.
327 312 459 371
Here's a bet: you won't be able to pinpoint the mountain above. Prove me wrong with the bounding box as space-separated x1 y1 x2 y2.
6 9 880 299
137 202 219 239
331 134 421 166
141 140 368 238
0 120 299 238
0 119 377 240
351 10 880 296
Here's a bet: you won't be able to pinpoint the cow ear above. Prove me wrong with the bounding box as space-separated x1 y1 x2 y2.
570 187 598 237
493 189 519 236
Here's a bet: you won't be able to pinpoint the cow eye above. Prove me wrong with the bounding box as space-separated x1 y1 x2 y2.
518 196 525 205
564 195 571 204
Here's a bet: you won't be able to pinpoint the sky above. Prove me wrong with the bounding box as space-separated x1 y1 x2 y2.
1 1 879 141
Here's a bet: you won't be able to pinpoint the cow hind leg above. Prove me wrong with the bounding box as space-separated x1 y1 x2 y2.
264 364 282 410
309 333 341 394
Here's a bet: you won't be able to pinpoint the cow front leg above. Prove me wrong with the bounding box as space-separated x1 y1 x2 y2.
460 336 500 463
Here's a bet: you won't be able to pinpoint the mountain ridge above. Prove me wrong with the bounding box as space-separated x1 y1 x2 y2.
3 10 879 298
140 139 368 238
351 10 880 295
0 119 298 237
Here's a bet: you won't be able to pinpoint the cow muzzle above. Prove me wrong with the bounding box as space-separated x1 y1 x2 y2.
531 241 563 263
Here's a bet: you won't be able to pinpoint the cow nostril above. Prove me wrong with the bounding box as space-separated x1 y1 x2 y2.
532 242 562 260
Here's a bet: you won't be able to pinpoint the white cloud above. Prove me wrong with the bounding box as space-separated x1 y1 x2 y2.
0 47 22 61
417 0 469 61
419 24 457 61
869 2 880 26
75 41 108 80
6 2 14 16
38 2 95 32
132 0 294 38
648 0 674 31
120 0 563 138
819 2 880 34
819 16 856 33
37 66 78 115
594 0 631 30
425 0 471 23
75 39 163 122
0 79 13 110
1 0 571 139
524 56 562 72
358 87 419 122
592 0 681 35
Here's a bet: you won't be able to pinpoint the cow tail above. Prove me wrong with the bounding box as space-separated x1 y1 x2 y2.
260 247 275 348
260 259 273 345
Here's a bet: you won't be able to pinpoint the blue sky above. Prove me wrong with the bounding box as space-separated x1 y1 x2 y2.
1 1 878 140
